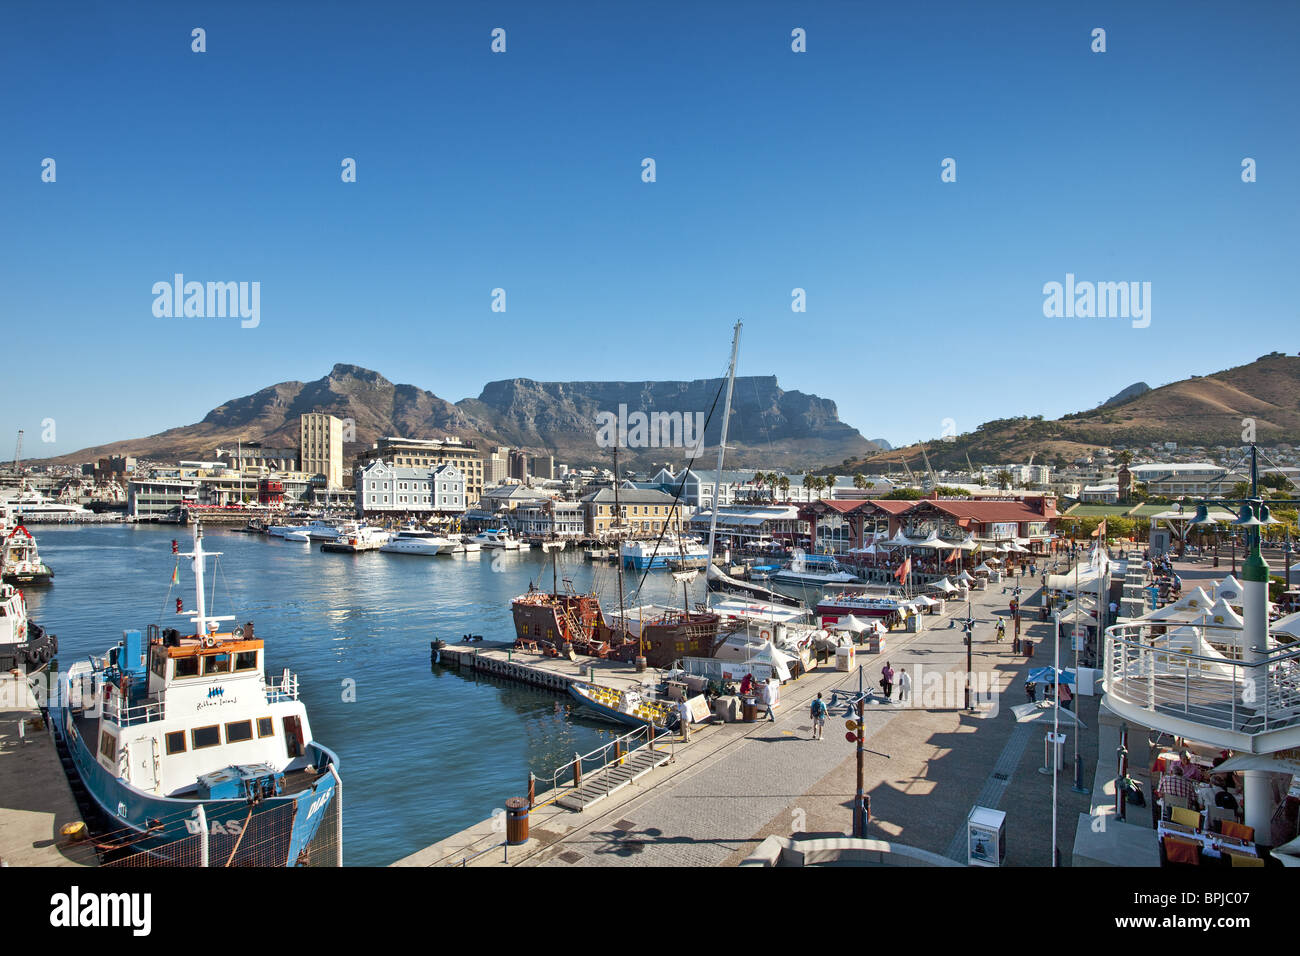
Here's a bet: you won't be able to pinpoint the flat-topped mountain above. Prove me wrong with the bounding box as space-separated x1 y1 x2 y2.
42 365 876 471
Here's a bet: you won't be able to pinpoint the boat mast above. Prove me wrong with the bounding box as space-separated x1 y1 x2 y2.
612 444 629 644
704 320 742 610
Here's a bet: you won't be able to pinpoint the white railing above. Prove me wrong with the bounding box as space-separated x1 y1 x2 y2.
265 671 300 703
1104 621 1300 737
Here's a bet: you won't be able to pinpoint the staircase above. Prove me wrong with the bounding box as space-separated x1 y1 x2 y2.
556 747 671 812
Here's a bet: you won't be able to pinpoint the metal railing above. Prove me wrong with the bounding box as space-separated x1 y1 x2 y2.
1104 621 1300 736
265 672 300 703
531 722 674 811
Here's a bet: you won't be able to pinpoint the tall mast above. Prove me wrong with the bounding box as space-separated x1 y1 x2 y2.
704 321 742 609
612 444 628 633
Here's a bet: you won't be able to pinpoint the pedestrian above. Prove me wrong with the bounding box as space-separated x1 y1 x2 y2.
758 677 776 722
677 696 692 742
1058 681 1072 711
1025 680 1037 704
739 672 754 697
897 667 911 704
880 661 895 699
809 692 827 740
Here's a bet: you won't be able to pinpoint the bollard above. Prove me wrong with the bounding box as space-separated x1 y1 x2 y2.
527 772 535 809
572 752 582 787
614 738 623 766
505 797 530 846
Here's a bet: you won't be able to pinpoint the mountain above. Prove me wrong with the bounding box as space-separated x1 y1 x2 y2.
869 438 894 451
840 353 1300 472
460 375 874 470
43 365 875 471
1101 382 1151 408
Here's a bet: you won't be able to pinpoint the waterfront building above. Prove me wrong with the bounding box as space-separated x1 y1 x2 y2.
1080 484 1120 504
217 442 298 475
354 436 483 505
477 483 550 514
514 500 585 539
687 504 806 544
485 448 509 485
355 461 466 515
799 494 1059 551
127 477 199 517
300 413 345 488
582 488 682 537
1127 462 1250 497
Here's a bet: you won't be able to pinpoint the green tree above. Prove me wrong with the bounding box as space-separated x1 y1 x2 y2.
778 475 791 500
825 473 838 500
854 472 867 492
995 470 1013 490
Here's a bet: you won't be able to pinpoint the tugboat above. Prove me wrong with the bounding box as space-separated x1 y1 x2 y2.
1 521 54 585
0 581 57 671
50 523 341 866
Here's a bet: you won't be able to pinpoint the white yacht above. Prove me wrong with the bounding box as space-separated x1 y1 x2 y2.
471 529 523 550
0 490 92 521
769 549 859 587
453 536 481 554
380 528 457 556
305 519 344 541
321 525 393 553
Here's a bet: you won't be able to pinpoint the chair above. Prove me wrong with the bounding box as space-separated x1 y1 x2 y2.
1170 807 1202 829
1226 851 1264 868
1207 807 1236 832
1163 836 1201 866
1222 821 1255 842
1164 793 1191 811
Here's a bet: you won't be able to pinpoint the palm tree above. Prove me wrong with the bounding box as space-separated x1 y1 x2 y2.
752 472 765 502
854 473 867 492
995 470 1013 491
824 473 838 501
778 475 790 501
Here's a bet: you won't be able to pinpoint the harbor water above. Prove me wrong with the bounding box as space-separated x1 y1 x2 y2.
23 524 711 866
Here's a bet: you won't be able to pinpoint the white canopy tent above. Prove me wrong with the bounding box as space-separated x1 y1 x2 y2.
929 577 959 593
1213 575 1245 604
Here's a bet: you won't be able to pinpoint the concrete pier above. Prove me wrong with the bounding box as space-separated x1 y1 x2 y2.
0 672 96 867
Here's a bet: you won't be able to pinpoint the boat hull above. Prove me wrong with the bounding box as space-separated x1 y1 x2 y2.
51 698 339 867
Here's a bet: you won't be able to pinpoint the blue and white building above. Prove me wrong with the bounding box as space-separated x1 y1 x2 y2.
355 461 466 516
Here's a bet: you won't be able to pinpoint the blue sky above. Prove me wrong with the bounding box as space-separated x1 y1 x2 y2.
2 1 1296 459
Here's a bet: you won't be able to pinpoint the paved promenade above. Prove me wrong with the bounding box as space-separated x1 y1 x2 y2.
402 561 1103 867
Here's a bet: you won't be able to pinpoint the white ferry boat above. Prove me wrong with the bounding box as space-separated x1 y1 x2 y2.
50 524 341 865
1 490 92 521
621 535 709 571
380 528 458 556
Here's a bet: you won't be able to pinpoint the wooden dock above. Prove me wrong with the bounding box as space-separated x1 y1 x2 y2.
0 672 96 866
433 640 664 695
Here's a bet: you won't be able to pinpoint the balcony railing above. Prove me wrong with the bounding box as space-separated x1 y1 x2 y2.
1104 621 1300 740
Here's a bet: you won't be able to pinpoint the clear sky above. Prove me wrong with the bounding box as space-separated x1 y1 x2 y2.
2 1 1296 459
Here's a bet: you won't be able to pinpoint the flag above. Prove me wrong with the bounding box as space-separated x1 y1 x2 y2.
171 562 179 586
945 548 959 564
894 557 911 583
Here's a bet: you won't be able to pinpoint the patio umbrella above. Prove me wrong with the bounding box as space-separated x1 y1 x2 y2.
1026 666 1076 685
838 614 871 633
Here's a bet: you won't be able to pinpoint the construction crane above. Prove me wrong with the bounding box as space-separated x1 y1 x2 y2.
965 451 977 483
12 429 22 477
919 443 939 490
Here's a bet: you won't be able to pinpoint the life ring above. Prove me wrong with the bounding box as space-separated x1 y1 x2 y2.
759 629 771 641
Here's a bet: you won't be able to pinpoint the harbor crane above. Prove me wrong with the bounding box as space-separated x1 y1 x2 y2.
12 429 22 477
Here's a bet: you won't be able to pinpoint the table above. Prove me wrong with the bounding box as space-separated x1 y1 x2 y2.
1157 821 1258 860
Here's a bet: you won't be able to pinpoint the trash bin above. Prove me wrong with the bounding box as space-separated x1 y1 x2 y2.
505 796 530 845
1044 732 1066 771
741 696 758 721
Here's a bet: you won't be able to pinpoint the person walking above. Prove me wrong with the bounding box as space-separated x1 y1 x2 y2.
809 692 827 740
758 677 776 722
677 696 692 742
897 667 911 705
880 661 895 700
996 619 1006 643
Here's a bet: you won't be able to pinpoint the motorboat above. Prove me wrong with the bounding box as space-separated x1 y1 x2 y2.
380 528 458 556
471 529 523 550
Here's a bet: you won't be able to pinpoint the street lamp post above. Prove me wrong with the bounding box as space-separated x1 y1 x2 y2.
962 601 975 711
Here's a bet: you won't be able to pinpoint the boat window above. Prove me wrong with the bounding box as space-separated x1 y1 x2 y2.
225 720 253 743
234 651 258 672
203 653 231 676
151 649 167 678
257 717 274 738
174 656 200 678
99 732 117 761
192 725 221 749
165 731 187 755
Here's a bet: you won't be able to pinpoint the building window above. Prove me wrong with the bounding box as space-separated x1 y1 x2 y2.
99 732 117 762
225 720 254 743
